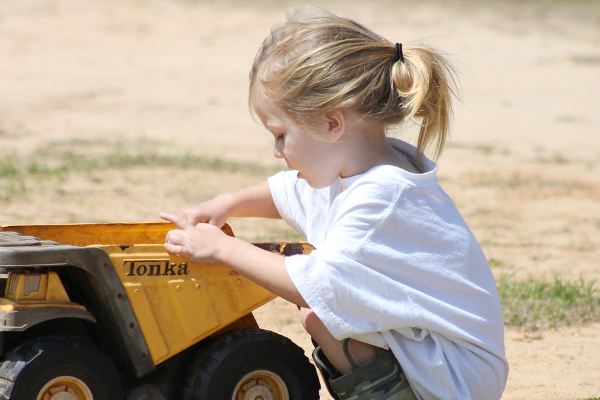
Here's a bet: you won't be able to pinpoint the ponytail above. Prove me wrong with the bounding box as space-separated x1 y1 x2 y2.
249 7 458 166
392 45 457 164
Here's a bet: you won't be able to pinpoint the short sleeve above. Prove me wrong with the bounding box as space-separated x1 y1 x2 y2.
268 171 308 238
268 171 334 246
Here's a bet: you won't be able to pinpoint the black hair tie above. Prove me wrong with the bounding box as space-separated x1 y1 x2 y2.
394 42 405 63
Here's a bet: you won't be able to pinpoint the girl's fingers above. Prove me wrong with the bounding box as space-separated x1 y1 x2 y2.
160 212 194 230
183 208 206 225
164 242 187 257
161 214 225 263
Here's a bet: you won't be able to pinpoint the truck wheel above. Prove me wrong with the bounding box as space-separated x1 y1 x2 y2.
183 329 320 400
0 336 123 400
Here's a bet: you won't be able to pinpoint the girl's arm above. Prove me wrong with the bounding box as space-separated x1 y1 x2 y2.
183 181 281 227
160 213 307 308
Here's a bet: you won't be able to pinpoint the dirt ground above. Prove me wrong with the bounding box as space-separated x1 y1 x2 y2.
1 0 600 399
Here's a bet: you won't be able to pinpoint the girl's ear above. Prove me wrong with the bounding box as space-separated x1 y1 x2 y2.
324 110 346 141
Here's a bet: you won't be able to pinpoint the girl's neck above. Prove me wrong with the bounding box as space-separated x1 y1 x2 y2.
338 118 421 178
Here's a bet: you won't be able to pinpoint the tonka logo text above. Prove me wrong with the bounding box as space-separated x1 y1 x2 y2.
125 261 189 277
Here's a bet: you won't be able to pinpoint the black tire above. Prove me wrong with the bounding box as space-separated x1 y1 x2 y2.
182 329 320 400
0 335 123 400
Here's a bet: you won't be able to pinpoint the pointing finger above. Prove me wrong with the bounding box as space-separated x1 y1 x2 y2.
160 212 194 230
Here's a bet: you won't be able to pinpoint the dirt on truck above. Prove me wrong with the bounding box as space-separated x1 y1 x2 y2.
0 222 320 400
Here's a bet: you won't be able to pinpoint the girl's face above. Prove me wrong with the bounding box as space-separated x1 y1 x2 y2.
257 99 346 189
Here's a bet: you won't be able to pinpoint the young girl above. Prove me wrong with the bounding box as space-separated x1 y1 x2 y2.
161 7 509 400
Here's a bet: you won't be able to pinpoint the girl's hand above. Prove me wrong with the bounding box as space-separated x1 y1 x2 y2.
182 182 281 227
183 195 232 227
161 211 307 308
160 212 230 264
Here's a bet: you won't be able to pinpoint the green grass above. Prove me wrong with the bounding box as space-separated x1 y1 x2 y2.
488 258 509 268
0 140 277 203
447 141 496 155
498 273 600 332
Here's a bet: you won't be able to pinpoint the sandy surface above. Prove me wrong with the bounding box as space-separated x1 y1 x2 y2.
1 0 600 398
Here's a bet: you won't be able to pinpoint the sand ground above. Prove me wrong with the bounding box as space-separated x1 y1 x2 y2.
1 0 600 398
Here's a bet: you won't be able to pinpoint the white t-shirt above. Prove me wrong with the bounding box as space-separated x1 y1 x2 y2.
268 138 509 400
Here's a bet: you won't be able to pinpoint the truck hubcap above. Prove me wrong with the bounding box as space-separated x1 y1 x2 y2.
36 376 93 400
233 370 289 400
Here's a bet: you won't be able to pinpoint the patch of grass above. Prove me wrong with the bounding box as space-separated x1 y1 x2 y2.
498 273 600 332
471 171 584 193
103 149 266 173
33 140 273 174
507 172 522 188
536 152 571 164
0 140 278 203
488 258 508 268
447 141 497 155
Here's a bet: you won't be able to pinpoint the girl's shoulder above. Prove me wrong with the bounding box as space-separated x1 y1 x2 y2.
345 138 439 189
342 161 439 195
331 165 437 221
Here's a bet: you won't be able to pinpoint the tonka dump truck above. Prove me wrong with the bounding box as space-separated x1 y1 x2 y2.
0 222 320 400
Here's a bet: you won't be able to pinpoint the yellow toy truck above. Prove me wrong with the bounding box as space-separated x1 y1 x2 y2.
0 222 320 400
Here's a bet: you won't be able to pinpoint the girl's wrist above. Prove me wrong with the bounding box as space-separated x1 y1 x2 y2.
213 191 238 219
215 235 248 267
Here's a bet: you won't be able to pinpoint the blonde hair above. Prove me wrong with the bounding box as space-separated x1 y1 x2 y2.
249 7 458 163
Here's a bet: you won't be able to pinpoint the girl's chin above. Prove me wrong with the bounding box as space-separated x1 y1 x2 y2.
296 171 312 186
296 171 330 189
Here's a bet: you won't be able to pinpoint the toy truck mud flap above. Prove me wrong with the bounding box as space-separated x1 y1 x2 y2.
0 223 320 400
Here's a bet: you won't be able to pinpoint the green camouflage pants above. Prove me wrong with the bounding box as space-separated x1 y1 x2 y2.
312 340 417 400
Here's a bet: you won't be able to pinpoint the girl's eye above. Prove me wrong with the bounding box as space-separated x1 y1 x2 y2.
276 134 284 142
